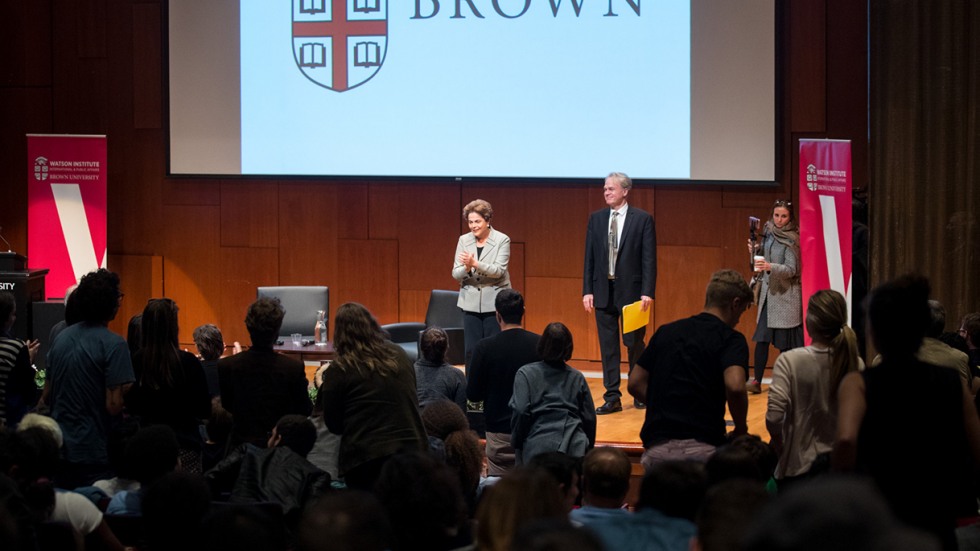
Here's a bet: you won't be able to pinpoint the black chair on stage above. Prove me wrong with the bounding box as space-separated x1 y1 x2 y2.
382 289 465 365
256 286 329 340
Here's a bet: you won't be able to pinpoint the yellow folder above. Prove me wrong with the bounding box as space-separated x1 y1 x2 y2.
622 300 650 334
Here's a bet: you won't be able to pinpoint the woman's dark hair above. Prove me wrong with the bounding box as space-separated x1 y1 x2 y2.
421 400 483 499
127 313 143 358
140 298 181 388
537 322 573 365
419 327 448 364
374 452 467 551
3 428 59 523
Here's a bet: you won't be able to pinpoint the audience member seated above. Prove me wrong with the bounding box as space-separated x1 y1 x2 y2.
511 518 605 551
960 312 980 369
374 451 471 551
704 435 777 489
871 299 970 382
527 451 582 513
767 290 861 488
205 415 330 529
0 291 39 428
105 425 180 516
511 322 596 466
635 460 707 524
320 303 427 491
693 479 770 551
588 459 702 551
472 467 567 551
415 327 468 412
297 490 393 551
568 447 633 549
3 422 125 551
741 475 940 551
218 297 312 449
194 323 229 398
141 471 212 551
46 269 135 488
420 399 484 514
125 298 211 473
835 275 980 550
202 501 287 551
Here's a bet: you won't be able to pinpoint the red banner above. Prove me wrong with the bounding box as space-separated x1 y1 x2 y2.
27 135 108 298
798 139 852 341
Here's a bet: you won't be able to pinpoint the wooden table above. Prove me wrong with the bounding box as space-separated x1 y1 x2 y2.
273 340 335 363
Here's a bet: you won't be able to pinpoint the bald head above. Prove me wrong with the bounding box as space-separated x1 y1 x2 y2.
582 447 631 508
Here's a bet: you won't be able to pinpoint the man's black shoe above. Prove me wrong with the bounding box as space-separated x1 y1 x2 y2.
595 401 623 415
634 399 646 410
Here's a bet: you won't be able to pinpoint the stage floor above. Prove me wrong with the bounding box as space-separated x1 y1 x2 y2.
574 361 772 447
305 359 772 448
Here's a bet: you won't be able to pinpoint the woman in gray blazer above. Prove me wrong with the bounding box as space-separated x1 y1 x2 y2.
748 199 803 394
452 199 511 364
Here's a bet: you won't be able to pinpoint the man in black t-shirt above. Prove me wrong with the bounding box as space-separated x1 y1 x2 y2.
628 270 753 471
466 289 540 475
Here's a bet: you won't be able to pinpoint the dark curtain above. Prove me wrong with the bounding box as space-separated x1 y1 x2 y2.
870 0 980 324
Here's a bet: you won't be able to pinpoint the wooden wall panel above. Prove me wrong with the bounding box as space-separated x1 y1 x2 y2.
75 0 108 58
395 184 459 290
524 277 592 359
107 253 163 338
508 243 525 297
524 186 592 277
159 205 221 343
655 246 724 329
0 88 53 254
788 0 827 131
164 178 222 206
0 1 52 87
826 0 869 189
217 247 280 345
220 181 279 248
337 184 368 239
278 182 340 295
655 187 723 246
368 182 401 240
336 239 399 325
398 289 431 323
109 132 165 254
132 3 162 129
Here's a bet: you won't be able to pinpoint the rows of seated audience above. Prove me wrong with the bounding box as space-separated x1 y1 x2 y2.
0 267 979 550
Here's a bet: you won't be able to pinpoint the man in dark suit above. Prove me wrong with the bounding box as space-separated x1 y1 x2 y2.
583 172 656 414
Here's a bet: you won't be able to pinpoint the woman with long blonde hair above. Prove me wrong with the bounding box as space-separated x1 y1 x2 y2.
765 289 861 486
